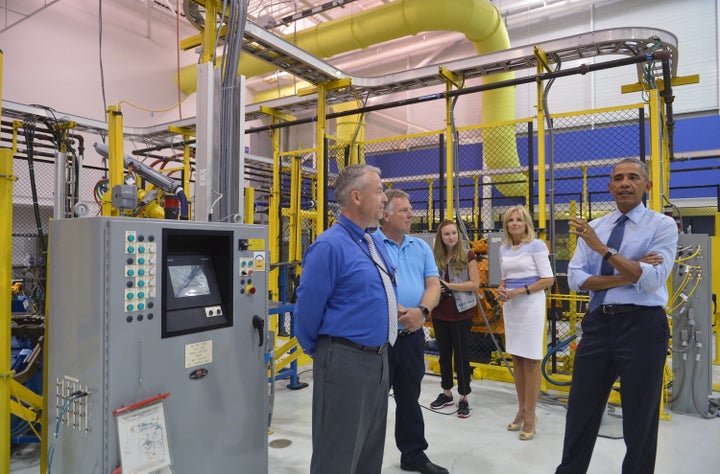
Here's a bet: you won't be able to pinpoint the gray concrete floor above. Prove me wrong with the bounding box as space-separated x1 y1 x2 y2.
13 365 720 473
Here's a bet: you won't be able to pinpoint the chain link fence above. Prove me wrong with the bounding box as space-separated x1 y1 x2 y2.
6 100 719 388
267 104 718 381
542 107 644 379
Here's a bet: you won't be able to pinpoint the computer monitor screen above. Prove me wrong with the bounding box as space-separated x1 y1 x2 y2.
161 228 234 338
164 254 223 313
168 264 211 298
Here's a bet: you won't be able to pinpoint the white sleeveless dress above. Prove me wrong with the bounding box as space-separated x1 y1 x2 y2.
499 239 554 359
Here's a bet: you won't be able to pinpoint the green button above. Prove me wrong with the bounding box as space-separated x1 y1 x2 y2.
127 246 135 253
127 269 135 276
138 246 145 253
138 303 145 310
138 257 145 264
138 292 145 299
138 269 145 276
127 293 134 299
127 304 134 311
128 235 135 242
138 280 145 287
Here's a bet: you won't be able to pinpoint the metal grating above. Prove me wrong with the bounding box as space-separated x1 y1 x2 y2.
244 26 678 120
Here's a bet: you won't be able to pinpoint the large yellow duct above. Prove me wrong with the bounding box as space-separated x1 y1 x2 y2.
179 0 510 93
180 0 524 195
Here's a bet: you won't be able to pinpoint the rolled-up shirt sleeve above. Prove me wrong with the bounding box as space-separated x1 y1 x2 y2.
568 243 592 292
633 217 678 294
568 209 678 307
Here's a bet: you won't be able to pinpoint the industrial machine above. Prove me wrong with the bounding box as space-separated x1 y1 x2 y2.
669 233 714 417
46 217 268 473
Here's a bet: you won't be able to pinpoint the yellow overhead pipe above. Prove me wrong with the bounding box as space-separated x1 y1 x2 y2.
332 100 365 166
179 0 523 195
180 0 511 93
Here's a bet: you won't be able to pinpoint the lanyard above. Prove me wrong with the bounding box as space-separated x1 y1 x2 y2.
337 223 397 285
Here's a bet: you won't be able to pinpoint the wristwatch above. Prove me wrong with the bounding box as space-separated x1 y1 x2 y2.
418 305 430 317
603 247 619 261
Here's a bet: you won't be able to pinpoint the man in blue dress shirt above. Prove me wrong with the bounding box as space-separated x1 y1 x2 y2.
295 164 396 474
376 189 447 474
556 158 678 474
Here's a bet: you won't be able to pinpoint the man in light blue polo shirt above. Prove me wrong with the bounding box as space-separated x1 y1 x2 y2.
376 189 447 474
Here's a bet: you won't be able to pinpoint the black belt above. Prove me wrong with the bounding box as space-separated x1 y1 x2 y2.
324 336 387 354
598 304 641 314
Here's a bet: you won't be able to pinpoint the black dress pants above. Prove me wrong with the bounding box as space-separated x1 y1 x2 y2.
388 330 429 467
432 317 473 395
556 306 669 474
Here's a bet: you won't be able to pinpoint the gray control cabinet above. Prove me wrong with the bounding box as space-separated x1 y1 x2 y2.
671 233 713 416
486 232 504 287
47 217 268 473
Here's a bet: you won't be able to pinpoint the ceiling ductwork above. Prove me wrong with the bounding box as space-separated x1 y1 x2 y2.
180 0 525 195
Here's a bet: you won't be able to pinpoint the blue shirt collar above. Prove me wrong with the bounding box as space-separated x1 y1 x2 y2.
375 227 406 247
612 202 645 224
338 214 369 241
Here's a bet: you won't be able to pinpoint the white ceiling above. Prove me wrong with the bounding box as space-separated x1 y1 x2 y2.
0 0 59 31
0 0 624 135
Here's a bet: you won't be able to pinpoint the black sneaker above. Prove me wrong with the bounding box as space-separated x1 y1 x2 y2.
457 399 470 418
430 393 453 409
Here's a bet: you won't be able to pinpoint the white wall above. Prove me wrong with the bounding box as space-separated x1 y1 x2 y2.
510 0 718 118
1 0 198 128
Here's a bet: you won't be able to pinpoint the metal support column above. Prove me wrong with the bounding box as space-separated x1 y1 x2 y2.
440 66 462 219
535 46 553 225
0 147 14 474
104 106 125 217
316 82 327 233
648 89 662 211
260 106 296 302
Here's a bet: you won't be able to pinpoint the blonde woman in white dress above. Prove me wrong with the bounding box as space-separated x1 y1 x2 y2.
497 205 555 441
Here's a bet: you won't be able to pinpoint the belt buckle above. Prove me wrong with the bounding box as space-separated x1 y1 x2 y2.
398 329 411 336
